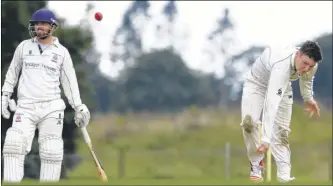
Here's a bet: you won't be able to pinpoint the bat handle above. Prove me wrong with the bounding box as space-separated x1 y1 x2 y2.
81 127 92 144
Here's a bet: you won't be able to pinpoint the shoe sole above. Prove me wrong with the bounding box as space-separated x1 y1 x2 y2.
250 176 263 182
278 177 296 183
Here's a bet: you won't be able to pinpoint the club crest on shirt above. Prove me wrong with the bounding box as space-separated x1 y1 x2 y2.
277 88 282 96
51 53 59 63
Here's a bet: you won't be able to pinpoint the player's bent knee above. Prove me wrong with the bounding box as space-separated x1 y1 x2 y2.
3 127 27 156
241 115 258 133
39 135 64 163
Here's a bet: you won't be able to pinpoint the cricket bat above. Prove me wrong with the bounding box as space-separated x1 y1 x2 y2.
266 145 272 182
81 127 108 182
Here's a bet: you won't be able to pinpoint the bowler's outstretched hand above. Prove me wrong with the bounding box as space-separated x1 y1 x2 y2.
304 99 320 118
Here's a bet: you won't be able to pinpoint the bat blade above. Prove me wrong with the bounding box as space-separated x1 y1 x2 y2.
81 127 108 182
90 146 108 182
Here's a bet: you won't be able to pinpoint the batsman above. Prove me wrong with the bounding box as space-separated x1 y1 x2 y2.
240 41 322 182
1 9 90 182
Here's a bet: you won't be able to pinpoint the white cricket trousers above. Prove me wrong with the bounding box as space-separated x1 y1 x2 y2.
2 99 66 182
241 76 293 179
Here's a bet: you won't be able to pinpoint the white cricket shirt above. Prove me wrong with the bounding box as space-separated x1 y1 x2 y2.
245 45 318 144
2 37 82 109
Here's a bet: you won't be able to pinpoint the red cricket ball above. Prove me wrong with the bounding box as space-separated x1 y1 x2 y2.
95 12 103 21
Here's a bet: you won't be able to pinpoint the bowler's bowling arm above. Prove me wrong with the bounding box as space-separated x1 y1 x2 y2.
261 62 290 145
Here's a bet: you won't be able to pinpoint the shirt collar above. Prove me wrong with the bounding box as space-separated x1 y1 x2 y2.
290 50 297 71
32 37 59 48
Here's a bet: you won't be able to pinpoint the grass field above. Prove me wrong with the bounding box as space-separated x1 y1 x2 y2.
6 105 332 185
4 178 333 185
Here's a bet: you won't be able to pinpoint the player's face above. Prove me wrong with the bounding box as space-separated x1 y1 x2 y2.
35 22 51 38
295 51 316 74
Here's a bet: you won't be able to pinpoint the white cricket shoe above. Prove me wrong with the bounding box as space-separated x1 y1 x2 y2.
278 176 296 183
249 161 264 182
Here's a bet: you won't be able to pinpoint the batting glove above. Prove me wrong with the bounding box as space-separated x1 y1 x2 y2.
74 104 90 128
1 92 17 119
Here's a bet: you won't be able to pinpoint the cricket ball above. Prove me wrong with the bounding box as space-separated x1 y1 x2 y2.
95 12 103 21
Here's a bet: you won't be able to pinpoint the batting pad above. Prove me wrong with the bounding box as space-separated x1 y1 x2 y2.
3 127 27 182
39 135 64 182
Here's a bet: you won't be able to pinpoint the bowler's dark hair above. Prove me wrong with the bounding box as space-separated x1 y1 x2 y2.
300 40 323 62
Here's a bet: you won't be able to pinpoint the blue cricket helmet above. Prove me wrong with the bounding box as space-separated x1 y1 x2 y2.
28 9 59 39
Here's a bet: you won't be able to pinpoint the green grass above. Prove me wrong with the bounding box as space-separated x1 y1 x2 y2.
16 105 333 184
68 105 331 181
5 178 332 185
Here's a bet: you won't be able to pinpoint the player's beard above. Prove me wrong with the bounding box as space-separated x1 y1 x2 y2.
36 27 50 40
297 68 306 75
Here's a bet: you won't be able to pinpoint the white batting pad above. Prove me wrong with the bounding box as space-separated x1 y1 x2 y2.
39 135 64 182
2 127 27 182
